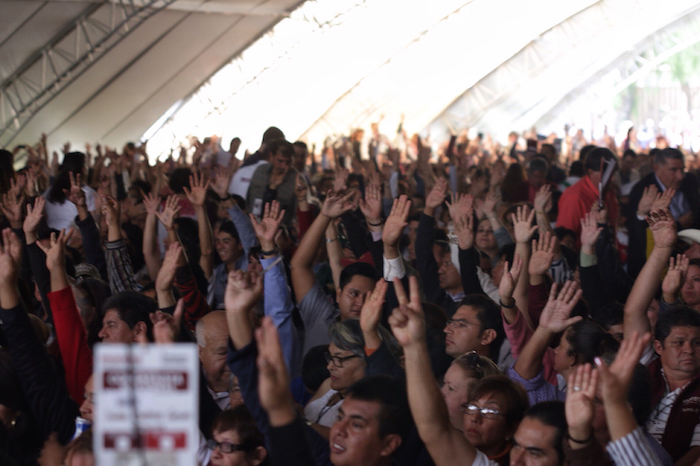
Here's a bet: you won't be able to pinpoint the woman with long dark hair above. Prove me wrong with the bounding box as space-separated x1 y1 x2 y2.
44 152 97 229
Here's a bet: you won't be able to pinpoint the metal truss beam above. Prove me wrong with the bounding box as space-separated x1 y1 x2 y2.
0 0 177 146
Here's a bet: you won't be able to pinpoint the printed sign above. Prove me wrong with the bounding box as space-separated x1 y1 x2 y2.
94 344 199 466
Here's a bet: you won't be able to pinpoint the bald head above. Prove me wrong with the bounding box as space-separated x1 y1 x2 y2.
197 311 232 392
196 311 228 347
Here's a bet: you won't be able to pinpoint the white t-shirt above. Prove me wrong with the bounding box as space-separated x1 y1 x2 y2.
44 185 97 230
228 161 268 199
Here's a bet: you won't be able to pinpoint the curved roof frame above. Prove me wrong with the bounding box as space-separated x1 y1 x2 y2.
426 0 700 142
0 0 177 146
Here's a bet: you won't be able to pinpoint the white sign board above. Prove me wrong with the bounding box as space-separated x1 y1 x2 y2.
94 344 199 466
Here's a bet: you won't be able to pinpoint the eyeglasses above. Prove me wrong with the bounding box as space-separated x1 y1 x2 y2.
462 403 503 419
206 439 250 453
324 352 361 368
445 319 481 330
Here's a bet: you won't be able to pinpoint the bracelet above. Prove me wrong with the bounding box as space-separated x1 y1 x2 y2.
325 238 337 243
567 432 593 444
165 227 174 232
260 248 277 256
368 220 383 226
499 298 515 309
536 210 546 215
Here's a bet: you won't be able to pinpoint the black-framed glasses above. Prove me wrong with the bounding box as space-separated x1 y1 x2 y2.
324 352 361 368
206 439 250 453
445 319 481 330
461 403 503 419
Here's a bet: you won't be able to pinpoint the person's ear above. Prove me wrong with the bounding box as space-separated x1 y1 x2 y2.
133 321 148 344
653 338 663 355
250 446 267 465
480 328 497 347
380 434 402 457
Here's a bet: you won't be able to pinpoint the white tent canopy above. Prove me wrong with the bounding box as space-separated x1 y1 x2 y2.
2 0 699 158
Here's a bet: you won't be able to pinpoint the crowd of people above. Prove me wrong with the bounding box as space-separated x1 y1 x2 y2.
1 122 700 466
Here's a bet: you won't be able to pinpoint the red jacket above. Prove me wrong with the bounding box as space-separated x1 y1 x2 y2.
557 176 618 247
48 287 93 406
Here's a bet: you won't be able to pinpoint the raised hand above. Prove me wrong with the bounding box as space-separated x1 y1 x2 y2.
101 195 121 228
651 188 675 212
36 228 73 272
596 331 651 406
637 185 659 217
155 195 181 230
580 212 603 256
647 209 676 249
539 281 583 334
534 184 552 214
453 212 474 250
359 183 382 223
425 177 447 211
256 316 295 426
511 205 537 244
23 197 45 236
212 166 234 198
529 231 556 277
142 191 162 215
334 167 349 192
446 192 473 221
360 278 388 349
662 254 689 302
388 276 426 348
565 363 598 443
225 269 263 314
1 192 24 229
62 172 86 207
0 228 22 280
382 195 411 248
250 200 285 250
156 242 184 292
320 190 356 219
590 201 608 224
150 299 184 344
183 172 210 207
499 254 523 302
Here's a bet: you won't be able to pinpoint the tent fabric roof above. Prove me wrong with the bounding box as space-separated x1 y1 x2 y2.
0 0 304 150
2 0 699 156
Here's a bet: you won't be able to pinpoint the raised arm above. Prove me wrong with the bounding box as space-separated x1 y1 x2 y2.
102 195 137 292
183 172 214 279
623 209 676 341
142 192 162 280
250 200 301 376
290 190 355 302
512 206 538 320
513 281 583 381
155 242 183 309
225 270 263 351
38 229 93 406
389 276 477 466
596 332 665 466
382 194 410 279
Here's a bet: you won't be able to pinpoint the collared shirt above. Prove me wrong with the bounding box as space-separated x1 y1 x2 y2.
654 173 690 220
646 367 700 448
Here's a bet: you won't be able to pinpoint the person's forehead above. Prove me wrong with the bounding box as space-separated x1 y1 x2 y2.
514 417 557 449
344 275 375 290
215 231 234 240
340 397 382 422
103 309 123 323
454 305 478 320
329 343 354 356
665 326 700 340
